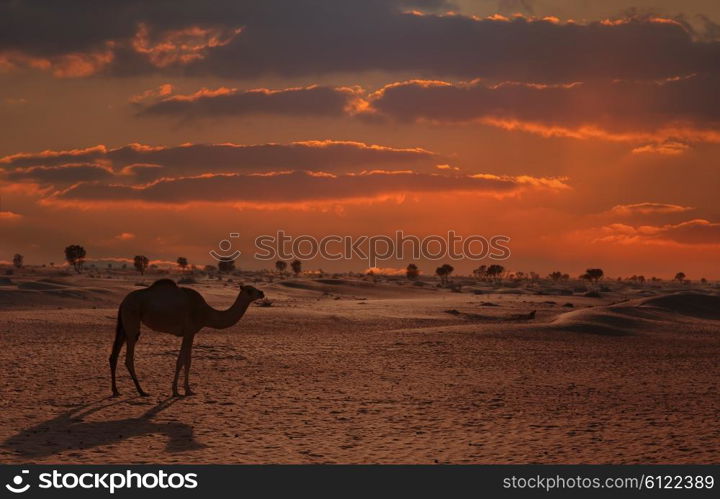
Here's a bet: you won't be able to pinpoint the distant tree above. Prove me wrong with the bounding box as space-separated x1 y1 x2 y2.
176 257 188 272
107 263 112 269
275 260 287 275
548 271 563 281
435 263 454 285
674 272 686 282
406 263 419 280
486 264 505 280
637 275 645 284
290 259 302 276
584 268 604 283
64 245 87 273
203 264 217 273
473 265 488 280
218 260 235 273
134 255 149 275
12 253 23 268
700 277 707 284
435 266 447 285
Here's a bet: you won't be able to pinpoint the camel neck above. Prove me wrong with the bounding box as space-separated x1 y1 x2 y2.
207 292 252 329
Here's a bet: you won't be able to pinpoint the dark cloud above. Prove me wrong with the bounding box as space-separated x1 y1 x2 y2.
137 85 356 118
56 170 561 204
0 141 438 179
2 164 114 185
367 75 720 138
497 0 535 15
0 1 446 56
132 75 720 144
1 2 718 82
192 15 720 83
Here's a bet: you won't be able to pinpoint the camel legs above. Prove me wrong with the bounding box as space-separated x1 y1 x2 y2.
109 327 125 397
172 335 195 397
183 337 195 396
122 317 149 397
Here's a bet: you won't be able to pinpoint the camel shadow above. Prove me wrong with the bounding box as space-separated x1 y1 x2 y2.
3 397 206 459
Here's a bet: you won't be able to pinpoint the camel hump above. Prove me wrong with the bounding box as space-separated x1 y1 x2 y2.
150 278 178 288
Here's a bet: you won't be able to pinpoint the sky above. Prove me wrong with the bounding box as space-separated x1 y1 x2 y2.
1 0 719 278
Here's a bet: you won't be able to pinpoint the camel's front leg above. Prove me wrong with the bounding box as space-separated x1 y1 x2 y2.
183 336 195 396
125 337 149 397
172 335 194 397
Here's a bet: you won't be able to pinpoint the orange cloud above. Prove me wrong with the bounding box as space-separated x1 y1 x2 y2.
0 48 114 78
609 203 694 216
129 84 174 103
0 211 22 221
131 23 242 68
631 141 690 155
587 219 720 246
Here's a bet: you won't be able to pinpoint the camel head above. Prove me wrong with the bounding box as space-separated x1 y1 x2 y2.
240 285 265 301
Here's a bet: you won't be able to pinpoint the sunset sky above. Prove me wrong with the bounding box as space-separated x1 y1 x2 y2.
1 0 719 277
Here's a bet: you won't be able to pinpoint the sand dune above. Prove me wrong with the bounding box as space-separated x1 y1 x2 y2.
0 277 124 309
640 292 720 320
276 278 434 299
551 291 720 336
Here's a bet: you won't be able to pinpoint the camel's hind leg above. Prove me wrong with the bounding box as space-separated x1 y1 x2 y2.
172 335 194 397
182 336 195 396
109 310 126 397
121 310 149 397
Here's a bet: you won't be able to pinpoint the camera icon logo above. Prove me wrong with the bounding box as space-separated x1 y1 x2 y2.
5 470 30 493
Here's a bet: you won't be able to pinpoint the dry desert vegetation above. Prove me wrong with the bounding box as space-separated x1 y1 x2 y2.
1 267 719 464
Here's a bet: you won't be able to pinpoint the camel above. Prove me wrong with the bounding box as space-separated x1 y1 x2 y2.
110 279 264 398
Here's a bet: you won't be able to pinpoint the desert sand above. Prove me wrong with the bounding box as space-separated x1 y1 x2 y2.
1 270 718 464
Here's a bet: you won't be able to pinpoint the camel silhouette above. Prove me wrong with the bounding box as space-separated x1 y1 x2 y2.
110 279 264 397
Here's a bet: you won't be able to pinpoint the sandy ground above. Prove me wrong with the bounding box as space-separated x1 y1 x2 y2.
1 270 719 464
